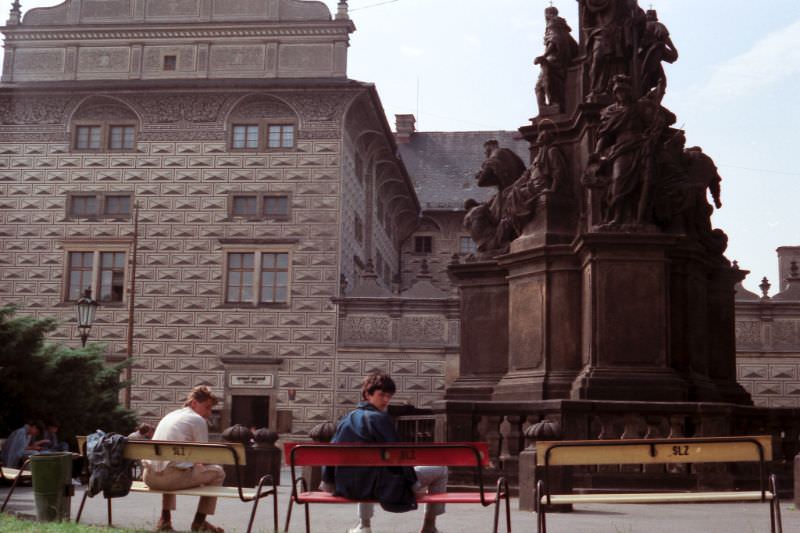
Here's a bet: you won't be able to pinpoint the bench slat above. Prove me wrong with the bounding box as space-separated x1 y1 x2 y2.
536 435 772 466
0 467 27 481
296 491 499 505
285 442 489 467
130 480 259 499
77 437 246 466
542 490 774 504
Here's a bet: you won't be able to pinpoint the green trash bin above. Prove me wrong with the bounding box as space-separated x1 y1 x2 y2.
30 452 74 521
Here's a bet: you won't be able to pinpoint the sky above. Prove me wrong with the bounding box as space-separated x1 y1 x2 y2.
1 0 799 293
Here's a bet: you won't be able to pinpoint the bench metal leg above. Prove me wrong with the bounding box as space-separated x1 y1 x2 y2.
304 501 311 533
0 459 29 513
283 496 294 533
247 475 279 533
769 474 782 533
535 480 546 533
75 489 89 523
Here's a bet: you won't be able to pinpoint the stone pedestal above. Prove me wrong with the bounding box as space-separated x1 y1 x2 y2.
446 261 509 400
493 242 581 401
571 232 688 401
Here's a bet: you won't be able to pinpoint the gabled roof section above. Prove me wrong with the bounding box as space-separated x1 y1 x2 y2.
397 130 529 211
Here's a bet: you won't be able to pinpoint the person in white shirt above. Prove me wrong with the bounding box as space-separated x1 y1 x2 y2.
142 386 225 533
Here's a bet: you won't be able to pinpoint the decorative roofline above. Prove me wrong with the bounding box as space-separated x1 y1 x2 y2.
2 21 354 42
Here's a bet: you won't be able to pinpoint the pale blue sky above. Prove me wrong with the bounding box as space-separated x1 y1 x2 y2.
2 0 798 293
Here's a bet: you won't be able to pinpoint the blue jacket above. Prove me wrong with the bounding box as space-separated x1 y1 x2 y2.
322 402 417 511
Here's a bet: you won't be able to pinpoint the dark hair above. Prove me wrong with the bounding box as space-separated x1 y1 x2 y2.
361 372 396 400
184 385 220 407
136 423 154 435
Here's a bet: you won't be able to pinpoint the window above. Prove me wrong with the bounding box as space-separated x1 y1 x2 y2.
163 55 177 71
459 236 477 255
232 195 258 218
225 251 290 305
99 252 126 302
375 252 384 279
65 248 128 303
232 125 260 150
229 123 296 151
75 126 102 150
73 124 136 152
354 214 363 243
70 195 98 217
229 193 290 220
104 195 131 217
354 153 364 184
268 124 295 149
67 192 133 219
67 252 94 301
109 126 135 150
264 196 288 219
414 236 433 254
260 253 289 304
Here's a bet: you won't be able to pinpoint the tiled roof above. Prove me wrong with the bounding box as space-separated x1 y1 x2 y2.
397 131 530 211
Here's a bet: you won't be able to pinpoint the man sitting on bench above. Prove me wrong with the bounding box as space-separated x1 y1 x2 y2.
142 386 225 533
322 372 448 533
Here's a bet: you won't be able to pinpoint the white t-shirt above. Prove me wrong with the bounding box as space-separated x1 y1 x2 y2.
143 406 209 472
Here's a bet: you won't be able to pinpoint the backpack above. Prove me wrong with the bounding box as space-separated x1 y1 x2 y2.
86 430 133 498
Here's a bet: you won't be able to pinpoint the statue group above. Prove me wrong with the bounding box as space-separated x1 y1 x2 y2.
465 0 723 262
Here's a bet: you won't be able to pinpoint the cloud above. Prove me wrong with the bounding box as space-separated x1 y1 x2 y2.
400 46 425 58
695 18 800 105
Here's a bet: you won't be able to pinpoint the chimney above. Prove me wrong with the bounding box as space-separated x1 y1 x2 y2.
395 114 416 144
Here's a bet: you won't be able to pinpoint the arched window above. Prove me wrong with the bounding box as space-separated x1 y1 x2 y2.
228 95 298 151
70 98 139 152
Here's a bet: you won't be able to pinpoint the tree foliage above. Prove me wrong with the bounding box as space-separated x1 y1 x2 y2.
0 305 137 444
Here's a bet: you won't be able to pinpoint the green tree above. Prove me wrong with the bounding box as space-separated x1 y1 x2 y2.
0 305 137 444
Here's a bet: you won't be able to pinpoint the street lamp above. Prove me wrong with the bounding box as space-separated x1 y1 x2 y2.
75 288 98 347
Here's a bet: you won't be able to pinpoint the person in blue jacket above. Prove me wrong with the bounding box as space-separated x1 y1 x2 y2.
322 372 447 533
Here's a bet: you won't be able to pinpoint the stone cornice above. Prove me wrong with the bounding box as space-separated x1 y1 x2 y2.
1 21 354 42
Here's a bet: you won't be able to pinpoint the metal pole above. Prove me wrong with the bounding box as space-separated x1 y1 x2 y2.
124 201 140 409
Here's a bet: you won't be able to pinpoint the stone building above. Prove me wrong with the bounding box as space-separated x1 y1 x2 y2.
736 248 800 408
395 114 529 292
0 0 434 435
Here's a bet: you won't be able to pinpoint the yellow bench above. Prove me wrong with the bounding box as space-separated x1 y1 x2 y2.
76 437 278 533
534 435 782 533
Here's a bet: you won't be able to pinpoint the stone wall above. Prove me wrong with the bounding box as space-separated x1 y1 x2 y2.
0 85 413 435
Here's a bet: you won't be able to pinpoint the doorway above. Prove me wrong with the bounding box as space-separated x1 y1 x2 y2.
230 395 270 429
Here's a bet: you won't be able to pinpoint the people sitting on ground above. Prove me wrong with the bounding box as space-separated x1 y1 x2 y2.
0 420 48 468
142 386 225 533
128 423 155 440
42 421 69 452
321 372 448 533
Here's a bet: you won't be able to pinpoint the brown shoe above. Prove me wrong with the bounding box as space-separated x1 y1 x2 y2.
191 521 224 533
155 519 174 532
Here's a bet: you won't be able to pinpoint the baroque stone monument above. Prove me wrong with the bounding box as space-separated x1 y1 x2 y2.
436 1 800 495
450 1 748 406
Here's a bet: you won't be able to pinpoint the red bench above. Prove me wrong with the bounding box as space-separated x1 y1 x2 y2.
283 441 510 533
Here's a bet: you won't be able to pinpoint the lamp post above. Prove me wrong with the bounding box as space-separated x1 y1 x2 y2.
75 288 98 347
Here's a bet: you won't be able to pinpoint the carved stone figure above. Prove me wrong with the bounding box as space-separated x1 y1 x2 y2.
534 6 579 114
638 9 678 99
591 74 675 227
463 140 526 257
499 127 568 237
582 0 645 99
